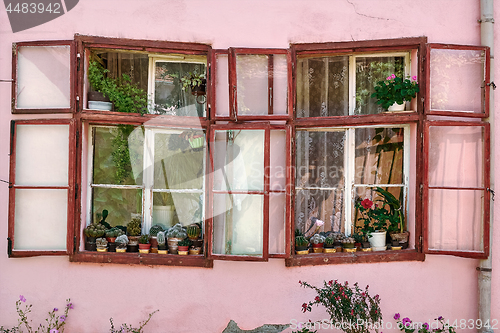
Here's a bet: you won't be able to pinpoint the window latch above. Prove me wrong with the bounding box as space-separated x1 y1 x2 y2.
487 188 495 201
486 81 496 90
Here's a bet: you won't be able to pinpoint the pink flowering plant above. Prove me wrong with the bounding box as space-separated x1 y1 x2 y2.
299 280 382 333
371 74 419 110
0 296 73 333
394 314 456 333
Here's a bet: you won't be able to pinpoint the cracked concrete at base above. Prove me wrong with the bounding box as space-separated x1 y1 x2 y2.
222 320 290 333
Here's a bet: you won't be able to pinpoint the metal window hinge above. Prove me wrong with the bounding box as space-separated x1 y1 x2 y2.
77 53 81 72
7 237 12 257
486 82 496 90
487 188 495 201
478 18 495 23
76 96 80 112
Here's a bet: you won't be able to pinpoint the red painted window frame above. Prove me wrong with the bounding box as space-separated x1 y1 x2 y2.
422 121 490 259
8 119 77 257
227 48 292 121
425 44 490 118
12 40 76 114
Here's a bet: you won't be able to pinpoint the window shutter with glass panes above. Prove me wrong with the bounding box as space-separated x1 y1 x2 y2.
8 120 76 257
423 44 491 258
12 41 75 114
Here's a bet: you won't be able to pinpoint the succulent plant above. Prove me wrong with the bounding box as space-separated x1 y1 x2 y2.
149 224 165 237
127 216 142 236
310 234 326 245
187 224 201 239
295 235 309 247
341 236 355 244
115 235 128 249
84 223 106 238
295 229 304 237
324 236 335 246
96 237 108 248
106 227 124 238
178 238 192 247
138 234 150 244
166 223 187 239
156 231 166 246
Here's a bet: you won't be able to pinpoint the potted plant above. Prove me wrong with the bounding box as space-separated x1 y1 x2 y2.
96 237 108 252
177 238 191 255
342 236 356 252
126 215 142 252
148 224 165 253
371 74 419 111
186 223 203 248
323 236 336 253
295 235 309 255
105 227 124 252
356 187 404 251
180 71 206 97
310 234 325 253
83 223 106 251
156 231 168 254
166 223 187 254
352 232 365 251
115 235 128 253
138 234 151 254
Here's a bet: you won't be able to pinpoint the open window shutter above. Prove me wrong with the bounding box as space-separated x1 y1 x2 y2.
228 48 290 121
8 119 76 257
208 123 271 261
425 44 490 117
423 44 491 258
12 41 75 114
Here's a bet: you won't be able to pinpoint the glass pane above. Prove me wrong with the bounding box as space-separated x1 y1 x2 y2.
269 193 286 254
91 188 142 227
353 186 405 234
273 54 288 115
295 188 344 235
14 189 67 250
216 54 230 117
212 194 263 256
296 56 349 117
236 55 268 115
295 130 345 188
153 61 206 117
15 124 69 186
92 126 144 186
87 51 148 113
17 45 70 109
429 126 484 188
355 56 405 114
213 130 264 191
430 48 485 113
355 127 404 185
270 130 286 191
153 130 205 190
428 189 483 252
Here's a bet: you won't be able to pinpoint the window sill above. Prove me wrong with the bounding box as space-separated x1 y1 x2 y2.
285 249 424 267
70 251 213 268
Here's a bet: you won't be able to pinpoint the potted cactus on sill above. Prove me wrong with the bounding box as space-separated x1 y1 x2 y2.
126 214 142 252
166 223 187 254
83 223 106 251
157 231 168 254
323 236 336 253
149 224 165 253
96 237 108 252
138 234 151 254
177 238 191 255
115 235 128 253
310 234 326 253
295 235 309 255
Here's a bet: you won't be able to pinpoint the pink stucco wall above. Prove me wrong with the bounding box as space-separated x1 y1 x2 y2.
0 1 498 332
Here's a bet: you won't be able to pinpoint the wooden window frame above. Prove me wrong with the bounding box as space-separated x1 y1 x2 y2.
8 119 77 257
227 48 292 121
422 121 490 259
12 40 76 114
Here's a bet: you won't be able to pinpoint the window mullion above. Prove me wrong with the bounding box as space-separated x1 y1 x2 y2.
349 55 355 115
143 128 154 234
345 128 355 235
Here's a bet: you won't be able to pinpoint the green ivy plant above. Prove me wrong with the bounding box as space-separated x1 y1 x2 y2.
88 60 148 115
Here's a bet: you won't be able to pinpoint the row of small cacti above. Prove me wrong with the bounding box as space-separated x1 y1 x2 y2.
294 230 364 247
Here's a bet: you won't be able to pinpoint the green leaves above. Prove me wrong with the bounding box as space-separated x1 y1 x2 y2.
371 76 419 110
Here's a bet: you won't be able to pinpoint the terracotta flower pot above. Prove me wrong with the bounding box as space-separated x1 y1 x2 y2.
138 243 151 254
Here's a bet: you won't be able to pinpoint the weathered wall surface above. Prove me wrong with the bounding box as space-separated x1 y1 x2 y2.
0 1 498 332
